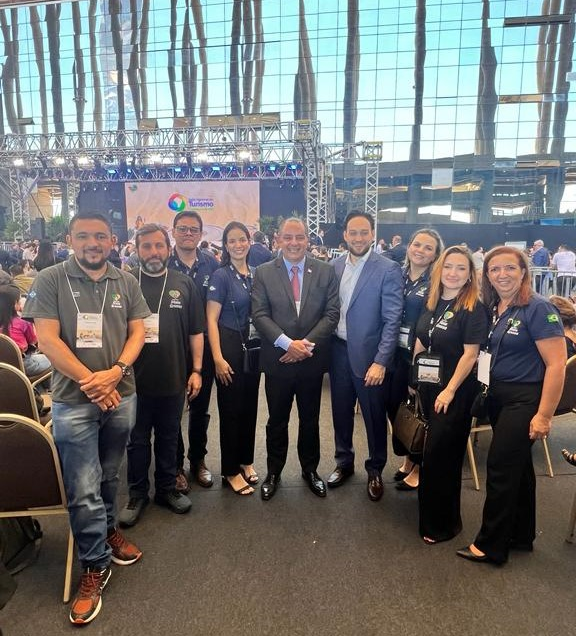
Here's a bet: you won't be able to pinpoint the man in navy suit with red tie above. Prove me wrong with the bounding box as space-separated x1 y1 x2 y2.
328 211 404 501
252 217 340 501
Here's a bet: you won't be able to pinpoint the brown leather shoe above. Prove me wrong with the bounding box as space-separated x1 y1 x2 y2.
175 468 190 494
367 473 383 501
327 465 354 488
191 461 213 488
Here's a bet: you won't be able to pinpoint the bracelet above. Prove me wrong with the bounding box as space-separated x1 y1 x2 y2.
192 368 202 374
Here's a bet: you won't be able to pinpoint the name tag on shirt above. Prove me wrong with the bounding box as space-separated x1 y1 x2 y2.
77 313 103 348
398 325 411 349
477 350 491 386
143 313 160 343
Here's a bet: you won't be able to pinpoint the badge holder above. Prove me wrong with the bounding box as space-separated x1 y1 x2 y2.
413 351 444 386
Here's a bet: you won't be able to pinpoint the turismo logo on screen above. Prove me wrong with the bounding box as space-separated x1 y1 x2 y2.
168 194 187 212
168 193 214 212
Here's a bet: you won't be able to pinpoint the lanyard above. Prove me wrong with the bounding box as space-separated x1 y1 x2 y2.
427 299 454 349
487 305 520 354
66 273 109 316
138 269 168 313
228 264 252 293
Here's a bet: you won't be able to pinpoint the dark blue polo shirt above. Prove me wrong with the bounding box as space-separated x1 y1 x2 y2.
489 295 563 383
167 247 219 306
207 265 253 331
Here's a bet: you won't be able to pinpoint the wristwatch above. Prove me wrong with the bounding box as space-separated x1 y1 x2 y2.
113 361 131 377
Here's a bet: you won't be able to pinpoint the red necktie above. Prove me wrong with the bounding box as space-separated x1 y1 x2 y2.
291 265 300 301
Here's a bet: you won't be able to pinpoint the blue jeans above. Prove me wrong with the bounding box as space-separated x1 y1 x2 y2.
52 394 137 569
127 392 185 497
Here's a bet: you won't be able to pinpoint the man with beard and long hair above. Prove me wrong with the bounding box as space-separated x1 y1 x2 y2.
23 212 150 625
119 224 205 526
327 211 404 501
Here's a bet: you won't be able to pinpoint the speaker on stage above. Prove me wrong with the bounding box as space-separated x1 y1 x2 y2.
30 218 45 239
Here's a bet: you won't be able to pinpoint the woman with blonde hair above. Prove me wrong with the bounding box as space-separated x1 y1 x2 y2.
413 245 489 544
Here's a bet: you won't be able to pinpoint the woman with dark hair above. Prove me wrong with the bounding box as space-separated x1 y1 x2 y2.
206 222 260 495
458 246 565 564
387 228 444 491
413 245 488 544
33 240 58 272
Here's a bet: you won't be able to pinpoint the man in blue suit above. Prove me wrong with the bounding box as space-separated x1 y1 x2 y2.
328 211 404 501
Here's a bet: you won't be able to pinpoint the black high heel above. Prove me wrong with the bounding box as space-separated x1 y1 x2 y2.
562 449 576 466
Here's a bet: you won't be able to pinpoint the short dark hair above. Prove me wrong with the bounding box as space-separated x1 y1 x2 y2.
68 212 112 234
253 231 266 244
343 210 374 231
135 223 171 249
172 211 203 231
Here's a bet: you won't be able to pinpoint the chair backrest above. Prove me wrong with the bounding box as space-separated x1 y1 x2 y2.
0 333 25 373
0 413 66 512
555 354 576 415
0 362 40 421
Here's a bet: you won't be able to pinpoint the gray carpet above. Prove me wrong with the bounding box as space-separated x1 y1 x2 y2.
2 380 575 636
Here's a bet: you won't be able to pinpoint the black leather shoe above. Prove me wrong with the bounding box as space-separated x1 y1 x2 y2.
261 474 281 501
327 465 354 488
456 546 500 565
301 471 327 497
367 473 384 501
395 480 417 491
393 469 410 482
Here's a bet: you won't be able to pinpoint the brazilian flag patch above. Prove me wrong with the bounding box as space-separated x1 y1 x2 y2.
547 313 560 323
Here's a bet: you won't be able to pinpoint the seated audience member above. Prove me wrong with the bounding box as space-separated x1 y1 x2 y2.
0 288 51 378
549 295 576 357
9 263 35 294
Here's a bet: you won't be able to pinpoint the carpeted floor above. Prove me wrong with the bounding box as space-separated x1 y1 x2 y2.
2 379 575 636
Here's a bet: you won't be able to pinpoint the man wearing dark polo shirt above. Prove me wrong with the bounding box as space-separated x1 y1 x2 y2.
23 212 149 625
168 211 219 489
119 224 205 526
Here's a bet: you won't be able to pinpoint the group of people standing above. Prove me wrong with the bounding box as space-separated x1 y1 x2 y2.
17 208 569 625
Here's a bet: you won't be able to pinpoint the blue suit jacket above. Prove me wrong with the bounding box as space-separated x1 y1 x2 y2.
332 252 404 378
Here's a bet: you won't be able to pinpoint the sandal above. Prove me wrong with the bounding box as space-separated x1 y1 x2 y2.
240 465 259 485
221 476 254 496
562 449 576 466
423 536 437 545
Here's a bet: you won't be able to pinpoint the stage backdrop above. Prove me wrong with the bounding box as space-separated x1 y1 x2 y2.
125 181 260 245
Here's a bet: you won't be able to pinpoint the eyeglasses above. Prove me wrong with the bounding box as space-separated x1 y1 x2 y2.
174 225 201 236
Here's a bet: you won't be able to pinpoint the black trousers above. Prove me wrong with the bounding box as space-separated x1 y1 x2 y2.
264 372 323 474
176 336 215 468
474 381 541 564
418 379 476 541
216 325 260 476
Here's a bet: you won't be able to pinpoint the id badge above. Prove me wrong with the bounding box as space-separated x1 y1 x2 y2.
398 325 412 350
477 350 491 386
415 352 443 385
76 313 103 348
143 313 160 343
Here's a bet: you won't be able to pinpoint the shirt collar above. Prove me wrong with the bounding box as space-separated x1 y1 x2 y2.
283 256 305 273
346 250 371 266
64 255 121 281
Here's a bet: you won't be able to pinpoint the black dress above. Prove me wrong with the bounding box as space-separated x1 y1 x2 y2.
415 299 489 542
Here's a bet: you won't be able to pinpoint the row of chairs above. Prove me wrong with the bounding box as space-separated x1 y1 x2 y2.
0 334 73 603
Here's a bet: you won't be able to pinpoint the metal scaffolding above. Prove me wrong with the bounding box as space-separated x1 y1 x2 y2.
362 142 383 226
0 121 325 233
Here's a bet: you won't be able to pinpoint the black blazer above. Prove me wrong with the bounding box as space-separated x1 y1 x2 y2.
251 255 340 378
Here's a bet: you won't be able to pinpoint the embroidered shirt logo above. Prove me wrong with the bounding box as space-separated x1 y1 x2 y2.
110 293 123 309
547 313 560 323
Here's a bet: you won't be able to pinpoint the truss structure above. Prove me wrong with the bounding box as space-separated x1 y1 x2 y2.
0 121 329 232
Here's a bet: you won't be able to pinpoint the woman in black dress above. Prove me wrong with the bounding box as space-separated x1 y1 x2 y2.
413 245 488 544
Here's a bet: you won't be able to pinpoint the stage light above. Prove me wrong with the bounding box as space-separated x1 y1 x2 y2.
54 157 66 166
193 166 203 173
174 166 182 173
13 158 24 167
107 168 117 175
149 154 162 164
238 150 251 160
212 165 221 172
77 156 90 166
268 164 277 171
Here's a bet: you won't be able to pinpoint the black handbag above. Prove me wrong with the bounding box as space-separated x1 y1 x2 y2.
392 393 427 455
242 338 261 374
470 384 490 422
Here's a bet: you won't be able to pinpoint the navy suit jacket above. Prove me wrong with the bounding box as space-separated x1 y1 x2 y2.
332 252 404 378
252 255 340 378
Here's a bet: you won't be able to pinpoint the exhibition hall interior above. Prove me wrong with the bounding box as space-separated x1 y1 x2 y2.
0 1 576 635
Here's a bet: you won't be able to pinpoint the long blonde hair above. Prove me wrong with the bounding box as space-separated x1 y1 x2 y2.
426 245 479 312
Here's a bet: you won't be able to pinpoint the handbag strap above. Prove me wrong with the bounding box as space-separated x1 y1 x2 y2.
230 301 247 351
